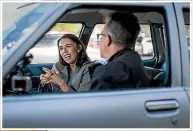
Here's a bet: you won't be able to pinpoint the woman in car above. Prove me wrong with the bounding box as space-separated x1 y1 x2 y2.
40 34 94 92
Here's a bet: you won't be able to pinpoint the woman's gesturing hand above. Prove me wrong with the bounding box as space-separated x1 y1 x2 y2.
40 73 52 84
40 66 69 92
41 67 62 85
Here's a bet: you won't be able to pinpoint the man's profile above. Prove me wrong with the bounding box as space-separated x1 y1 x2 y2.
91 12 150 90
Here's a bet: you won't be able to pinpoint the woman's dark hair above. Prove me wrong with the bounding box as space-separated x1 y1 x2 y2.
57 34 91 67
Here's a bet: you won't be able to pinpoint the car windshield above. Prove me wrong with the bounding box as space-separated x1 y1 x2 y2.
2 3 61 56
3 3 38 40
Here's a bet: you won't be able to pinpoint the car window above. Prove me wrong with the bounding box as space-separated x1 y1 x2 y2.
186 25 190 55
86 24 154 61
183 9 190 61
185 25 190 47
3 5 173 97
28 23 83 64
86 24 105 61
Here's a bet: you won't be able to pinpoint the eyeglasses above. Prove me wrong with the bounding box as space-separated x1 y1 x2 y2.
97 33 105 44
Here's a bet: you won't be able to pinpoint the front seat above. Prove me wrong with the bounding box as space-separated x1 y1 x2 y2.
144 66 165 87
88 60 105 78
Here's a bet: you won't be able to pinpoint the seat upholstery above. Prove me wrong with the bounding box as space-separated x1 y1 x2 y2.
144 66 165 87
88 62 166 87
88 61 104 78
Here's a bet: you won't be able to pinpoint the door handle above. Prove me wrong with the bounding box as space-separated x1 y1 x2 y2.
145 100 179 111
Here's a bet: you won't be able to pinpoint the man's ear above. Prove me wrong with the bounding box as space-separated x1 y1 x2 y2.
106 34 112 46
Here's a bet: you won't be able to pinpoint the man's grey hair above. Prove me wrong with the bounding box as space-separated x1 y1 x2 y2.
104 12 140 48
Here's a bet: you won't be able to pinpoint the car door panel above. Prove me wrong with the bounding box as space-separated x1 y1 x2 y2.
3 88 189 128
174 3 190 86
184 87 190 99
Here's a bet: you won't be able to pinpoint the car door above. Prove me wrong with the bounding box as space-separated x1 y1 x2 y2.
3 88 189 128
3 2 190 128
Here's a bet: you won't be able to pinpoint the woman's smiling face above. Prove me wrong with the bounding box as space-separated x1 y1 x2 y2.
59 38 81 64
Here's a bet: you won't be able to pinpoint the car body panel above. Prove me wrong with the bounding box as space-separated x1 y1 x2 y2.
3 88 189 128
184 87 190 99
173 3 190 86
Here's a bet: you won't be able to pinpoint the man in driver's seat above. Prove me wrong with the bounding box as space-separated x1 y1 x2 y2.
91 12 150 90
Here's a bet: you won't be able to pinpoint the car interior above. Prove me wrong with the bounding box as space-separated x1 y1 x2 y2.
3 4 190 96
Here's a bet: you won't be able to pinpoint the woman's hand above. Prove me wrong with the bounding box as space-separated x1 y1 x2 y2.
41 67 61 85
40 73 52 84
41 66 69 92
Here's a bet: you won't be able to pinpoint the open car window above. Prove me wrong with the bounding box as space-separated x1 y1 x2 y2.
87 24 154 61
28 23 83 64
3 5 168 96
183 8 190 61
2 2 190 96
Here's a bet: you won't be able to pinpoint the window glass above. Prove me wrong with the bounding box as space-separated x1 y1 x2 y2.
28 23 82 64
86 24 105 61
186 25 190 57
86 24 154 61
2 3 62 56
183 9 190 61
